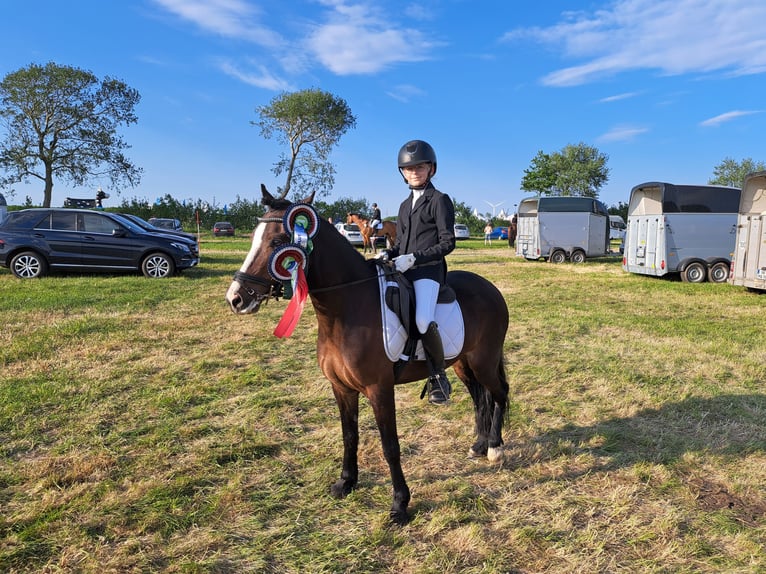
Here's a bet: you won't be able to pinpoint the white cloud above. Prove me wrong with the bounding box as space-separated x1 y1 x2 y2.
151 0 283 47
306 1 438 74
217 61 293 91
597 125 649 142
700 110 760 127
502 0 766 86
599 92 641 103
385 84 426 103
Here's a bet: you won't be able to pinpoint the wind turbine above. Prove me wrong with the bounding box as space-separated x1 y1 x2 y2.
483 200 505 218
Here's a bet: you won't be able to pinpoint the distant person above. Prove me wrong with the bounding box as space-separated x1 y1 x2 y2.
509 213 518 248
484 223 493 245
380 139 455 405
95 187 108 209
370 203 381 229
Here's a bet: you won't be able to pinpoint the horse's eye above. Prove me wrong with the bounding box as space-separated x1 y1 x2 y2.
270 233 290 247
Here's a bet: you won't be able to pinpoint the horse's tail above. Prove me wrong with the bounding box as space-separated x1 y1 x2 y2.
497 355 511 426
463 354 510 429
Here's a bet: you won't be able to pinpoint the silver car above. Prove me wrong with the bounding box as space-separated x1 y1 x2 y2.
335 222 364 246
454 224 470 240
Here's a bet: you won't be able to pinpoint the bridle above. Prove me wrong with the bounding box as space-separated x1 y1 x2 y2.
232 209 384 301
231 215 287 304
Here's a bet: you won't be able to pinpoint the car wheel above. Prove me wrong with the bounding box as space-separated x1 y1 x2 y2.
549 249 566 264
570 249 586 264
142 252 175 278
680 261 706 283
707 261 729 283
10 251 48 278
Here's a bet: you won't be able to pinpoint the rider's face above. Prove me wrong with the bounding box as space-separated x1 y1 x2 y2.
401 162 432 186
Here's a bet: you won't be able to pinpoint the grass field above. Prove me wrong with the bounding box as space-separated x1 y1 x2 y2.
1 237 765 573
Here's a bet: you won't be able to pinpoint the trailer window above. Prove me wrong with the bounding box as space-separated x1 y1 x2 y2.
662 185 740 213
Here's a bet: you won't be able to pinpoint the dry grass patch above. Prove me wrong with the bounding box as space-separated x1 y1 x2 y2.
1 247 765 573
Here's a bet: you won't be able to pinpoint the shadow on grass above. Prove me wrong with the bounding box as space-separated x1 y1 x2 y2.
527 393 766 466
517 393 766 523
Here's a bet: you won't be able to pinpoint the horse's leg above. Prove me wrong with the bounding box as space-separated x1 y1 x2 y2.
370 232 377 254
329 384 360 498
453 359 507 463
363 232 371 254
367 384 411 525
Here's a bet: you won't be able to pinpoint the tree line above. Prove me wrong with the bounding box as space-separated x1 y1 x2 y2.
1 62 762 232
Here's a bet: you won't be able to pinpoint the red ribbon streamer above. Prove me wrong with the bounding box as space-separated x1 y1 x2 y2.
273 266 308 338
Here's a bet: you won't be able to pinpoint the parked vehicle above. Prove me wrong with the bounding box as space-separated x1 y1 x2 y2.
0 209 200 279
488 226 509 240
213 221 235 237
148 217 183 231
516 196 610 263
335 222 364 246
120 213 198 243
454 223 470 240
622 182 740 283
729 171 766 291
609 215 627 241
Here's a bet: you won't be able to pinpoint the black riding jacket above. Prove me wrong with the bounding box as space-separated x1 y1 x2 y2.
388 182 455 283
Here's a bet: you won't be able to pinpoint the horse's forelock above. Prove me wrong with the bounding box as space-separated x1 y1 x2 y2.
262 197 291 211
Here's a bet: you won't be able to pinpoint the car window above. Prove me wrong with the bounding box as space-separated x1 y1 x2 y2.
82 212 119 234
50 212 77 231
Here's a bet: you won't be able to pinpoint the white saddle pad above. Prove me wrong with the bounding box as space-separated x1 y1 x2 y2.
377 267 465 362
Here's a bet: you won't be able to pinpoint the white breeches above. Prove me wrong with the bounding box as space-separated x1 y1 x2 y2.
413 278 439 334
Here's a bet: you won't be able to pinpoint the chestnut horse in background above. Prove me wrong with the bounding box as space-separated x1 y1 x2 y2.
346 213 396 253
226 186 510 525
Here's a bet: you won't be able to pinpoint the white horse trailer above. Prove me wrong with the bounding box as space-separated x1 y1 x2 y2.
622 182 740 283
516 196 610 263
730 171 766 292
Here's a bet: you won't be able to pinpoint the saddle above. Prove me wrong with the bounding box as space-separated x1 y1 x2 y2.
374 261 464 364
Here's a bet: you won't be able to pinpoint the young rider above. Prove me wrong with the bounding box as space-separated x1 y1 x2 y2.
382 140 456 405
370 203 381 229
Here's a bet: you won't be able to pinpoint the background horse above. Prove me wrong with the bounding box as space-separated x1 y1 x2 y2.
227 185 509 525
346 212 396 253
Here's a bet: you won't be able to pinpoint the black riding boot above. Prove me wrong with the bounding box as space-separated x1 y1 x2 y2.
421 321 451 405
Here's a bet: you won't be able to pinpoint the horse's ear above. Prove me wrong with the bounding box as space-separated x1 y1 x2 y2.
261 184 275 207
299 190 316 205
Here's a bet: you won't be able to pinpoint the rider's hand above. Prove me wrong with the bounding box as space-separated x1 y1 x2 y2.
375 251 390 261
394 253 416 273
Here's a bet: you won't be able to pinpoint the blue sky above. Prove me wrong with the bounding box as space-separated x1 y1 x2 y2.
2 0 765 219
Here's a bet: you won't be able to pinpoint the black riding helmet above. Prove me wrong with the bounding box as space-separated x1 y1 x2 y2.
397 140 437 184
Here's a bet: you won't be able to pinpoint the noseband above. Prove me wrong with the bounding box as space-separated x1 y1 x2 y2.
232 270 284 303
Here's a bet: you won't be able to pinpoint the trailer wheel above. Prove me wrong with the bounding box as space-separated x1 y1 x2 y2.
680 261 706 283
570 249 586 264
549 249 566 264
707 261 729 283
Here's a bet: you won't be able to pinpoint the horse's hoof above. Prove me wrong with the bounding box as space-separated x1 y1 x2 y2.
468 446 484 458
390 509 410 526
330 479 354 499
487 446 504 463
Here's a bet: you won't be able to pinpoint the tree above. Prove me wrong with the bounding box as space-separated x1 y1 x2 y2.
709 157 765 188
0 62 142 208
313 196 369 224
254 88 356 200
521 142 609 198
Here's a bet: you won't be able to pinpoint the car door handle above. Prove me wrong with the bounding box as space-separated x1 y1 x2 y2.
82 235 96 241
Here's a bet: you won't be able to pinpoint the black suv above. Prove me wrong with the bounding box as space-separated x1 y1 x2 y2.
120 213 198 243
0 209 200 279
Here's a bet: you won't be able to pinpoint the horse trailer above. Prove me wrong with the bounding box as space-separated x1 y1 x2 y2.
622 182 740 283
730 171 766 291
515 196 610 263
